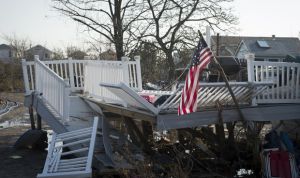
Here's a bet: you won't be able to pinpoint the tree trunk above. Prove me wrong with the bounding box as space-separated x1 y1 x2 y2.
227 122 235 145
166 52 175 81
114 0 124 60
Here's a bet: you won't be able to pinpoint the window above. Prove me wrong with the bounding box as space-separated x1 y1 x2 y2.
257 40 270 48
255 58 264 61
268 59 278 62
45 53 49 58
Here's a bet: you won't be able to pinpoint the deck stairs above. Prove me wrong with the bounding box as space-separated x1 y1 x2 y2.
28 93 136 174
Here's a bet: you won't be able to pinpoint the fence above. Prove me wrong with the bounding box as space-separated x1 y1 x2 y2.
34 56 70 122
246 53 300 104
22 58 86 93
84 56 142 102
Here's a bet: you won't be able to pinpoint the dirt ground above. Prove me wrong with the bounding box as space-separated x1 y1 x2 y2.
0 92 47 178
0 126 47 178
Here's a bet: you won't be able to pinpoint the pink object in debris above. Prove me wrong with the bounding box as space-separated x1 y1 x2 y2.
140 95 156 103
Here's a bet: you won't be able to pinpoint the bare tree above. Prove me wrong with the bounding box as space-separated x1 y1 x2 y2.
52 47 65 60
138 0 237 80
2 34 32 60
52 0 146 60
66 45 87 59
0 34 32 91
53 0 236 79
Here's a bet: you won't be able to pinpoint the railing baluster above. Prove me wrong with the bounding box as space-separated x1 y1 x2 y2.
78 62 83 87
133 64 137 88
74 62 78 87
64 63 67 80
276 66 280 100
271 66 275 100
60 63 63 78
282 66 285 99
287 67 290 99
264 65 268 100
296 66 300 99
128 64 133 88
134 56 143 91
254 65 258 82
291 66 295 99
29 64 35 90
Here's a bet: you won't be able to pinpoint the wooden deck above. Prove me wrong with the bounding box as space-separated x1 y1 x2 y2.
21 55 300 173
22 55 300 129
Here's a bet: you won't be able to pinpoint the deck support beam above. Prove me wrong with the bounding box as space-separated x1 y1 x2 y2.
157 104 300 131
29 106 36 130
37 114 42 130
123 117 151 153
82 97 156 122
24 92 67 133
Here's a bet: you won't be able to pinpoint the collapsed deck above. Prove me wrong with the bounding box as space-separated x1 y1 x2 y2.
21 54 300 173
22 55 300 130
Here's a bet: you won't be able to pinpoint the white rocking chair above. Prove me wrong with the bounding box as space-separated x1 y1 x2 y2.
37 117 99 178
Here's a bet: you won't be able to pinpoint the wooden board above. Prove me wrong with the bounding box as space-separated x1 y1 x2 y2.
100 82 159 115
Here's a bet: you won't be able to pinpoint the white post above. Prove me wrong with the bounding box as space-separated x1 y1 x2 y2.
245 53 257 106
63 79 70 123
134 56 143 91
21 59 30 93
121 57 130 86
246 53 255 82
34 55 41 93
206 26 211 48
68 57 75 91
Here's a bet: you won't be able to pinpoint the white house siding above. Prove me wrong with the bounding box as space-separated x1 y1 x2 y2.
236 43 249 59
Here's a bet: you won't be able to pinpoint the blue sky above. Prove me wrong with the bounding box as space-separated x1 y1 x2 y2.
0 0 299 49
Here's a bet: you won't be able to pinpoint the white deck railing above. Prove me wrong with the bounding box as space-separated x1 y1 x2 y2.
84 56 142 102
34 56 70 122
22 56 142 100
246 53 300 103
22 58 86 93
22 52 300 118
158 82 272 110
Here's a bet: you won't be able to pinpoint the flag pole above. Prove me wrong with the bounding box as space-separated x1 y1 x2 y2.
198 31 246 122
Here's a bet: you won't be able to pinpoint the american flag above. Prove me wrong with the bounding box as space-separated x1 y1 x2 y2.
178 34 213 115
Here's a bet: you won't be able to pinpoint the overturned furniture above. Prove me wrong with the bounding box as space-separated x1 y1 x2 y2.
37 117 98 178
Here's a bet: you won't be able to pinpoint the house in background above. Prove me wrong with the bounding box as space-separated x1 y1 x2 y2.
26 45 53 61
0 44 15 63
210 35 300 63
235 36 300 63
208 35 300 82
211 36 243 57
